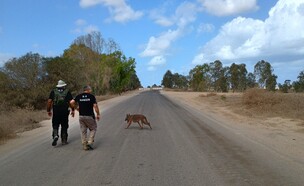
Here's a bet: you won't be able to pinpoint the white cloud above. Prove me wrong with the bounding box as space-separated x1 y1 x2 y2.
192 53 205 64
147 66 156 71
175 2 198 28
148 55 166 66
84 25 99 33
140 29 182 57
79 0 102 7
198 0 258 16
147 55 166 71
140 1 198 71
75 19 87 26
71 19 99 34
150 1 198 27
71 28 82 34
197 23 215 33
149 10 174 27
193 0 304 67
79 0 143 23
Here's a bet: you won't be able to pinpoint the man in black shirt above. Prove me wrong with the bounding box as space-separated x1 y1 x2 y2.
47 80 75 146
70 85 100 150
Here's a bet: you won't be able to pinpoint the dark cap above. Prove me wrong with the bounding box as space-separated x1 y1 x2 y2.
83 85 92 91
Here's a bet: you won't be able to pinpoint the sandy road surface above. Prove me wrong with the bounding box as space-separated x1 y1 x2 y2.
0 90 303 185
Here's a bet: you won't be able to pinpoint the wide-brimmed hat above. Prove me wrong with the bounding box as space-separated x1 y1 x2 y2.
56 80 67 88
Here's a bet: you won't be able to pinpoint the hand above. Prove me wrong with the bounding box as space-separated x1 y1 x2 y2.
96 115 100 121
48 111 52 117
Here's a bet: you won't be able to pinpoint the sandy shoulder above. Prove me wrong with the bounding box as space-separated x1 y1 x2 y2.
0 90 141 154
161 90 304 163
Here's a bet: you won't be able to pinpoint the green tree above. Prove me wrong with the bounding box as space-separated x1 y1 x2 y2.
229 63 239 92
293 71 304 92
174 73 188 89
127 72 141 90
109 52 137 94
278 80 291 93
238 64 248 91
246 72 256 88
189 64 210 91
266 74 277 91
44 56 83 94
63 43 103 94
254 60 273 88
0 53 47 108
209 60 223 91
209 60 229 92
229 63 248 92
0 70 11 106
218 66 229 92
161 70 173 88
69 32 121 94
73 31 105 54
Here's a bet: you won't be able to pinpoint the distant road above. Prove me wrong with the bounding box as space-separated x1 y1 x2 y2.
0 90 303 185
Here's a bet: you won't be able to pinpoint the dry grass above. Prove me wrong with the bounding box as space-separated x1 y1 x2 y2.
96 94 117 102
0 107 47 144
196 88 304 121
207 92 217 97
0 94 119 144
242 88 304 120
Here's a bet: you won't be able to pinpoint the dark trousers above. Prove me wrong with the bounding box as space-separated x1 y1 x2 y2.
52 111 69 140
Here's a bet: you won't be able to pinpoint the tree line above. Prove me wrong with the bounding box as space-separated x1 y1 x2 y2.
0 31 141 110
162 60 304 93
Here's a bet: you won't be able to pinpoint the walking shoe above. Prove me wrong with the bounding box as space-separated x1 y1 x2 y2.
52 136 59 146
62 141 69 145
83 143 89 150
61 137 68 145
87 144 94 150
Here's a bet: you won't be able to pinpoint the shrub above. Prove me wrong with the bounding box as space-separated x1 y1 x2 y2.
0 107 47 143
242 88 304 119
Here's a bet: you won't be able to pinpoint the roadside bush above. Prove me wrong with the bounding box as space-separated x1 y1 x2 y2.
0 107 47 143
242 88 304 119
243 88 280 106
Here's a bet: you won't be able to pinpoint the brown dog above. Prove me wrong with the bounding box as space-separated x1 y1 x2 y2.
125 114 152 129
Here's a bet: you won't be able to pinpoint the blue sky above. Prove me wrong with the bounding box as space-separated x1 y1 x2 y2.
1 0 303 87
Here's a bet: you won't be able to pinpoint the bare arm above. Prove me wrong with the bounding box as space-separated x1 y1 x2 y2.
93 103 100 121
69 100 76 117
47 99 53 117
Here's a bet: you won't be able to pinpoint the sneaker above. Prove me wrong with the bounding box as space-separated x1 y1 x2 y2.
52 136 59 146
87 144 94 150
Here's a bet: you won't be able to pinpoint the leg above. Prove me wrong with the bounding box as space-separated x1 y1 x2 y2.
87 117 97 150
52 117 60 146
137 121 143 129
79 117 88 148
126 121 132 129
144 118 152 129
87 130 95 150
60 114 69 145
88 129 96 145
146 121 152 129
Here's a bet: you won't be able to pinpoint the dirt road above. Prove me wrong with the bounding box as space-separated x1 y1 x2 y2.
0 90 303 185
